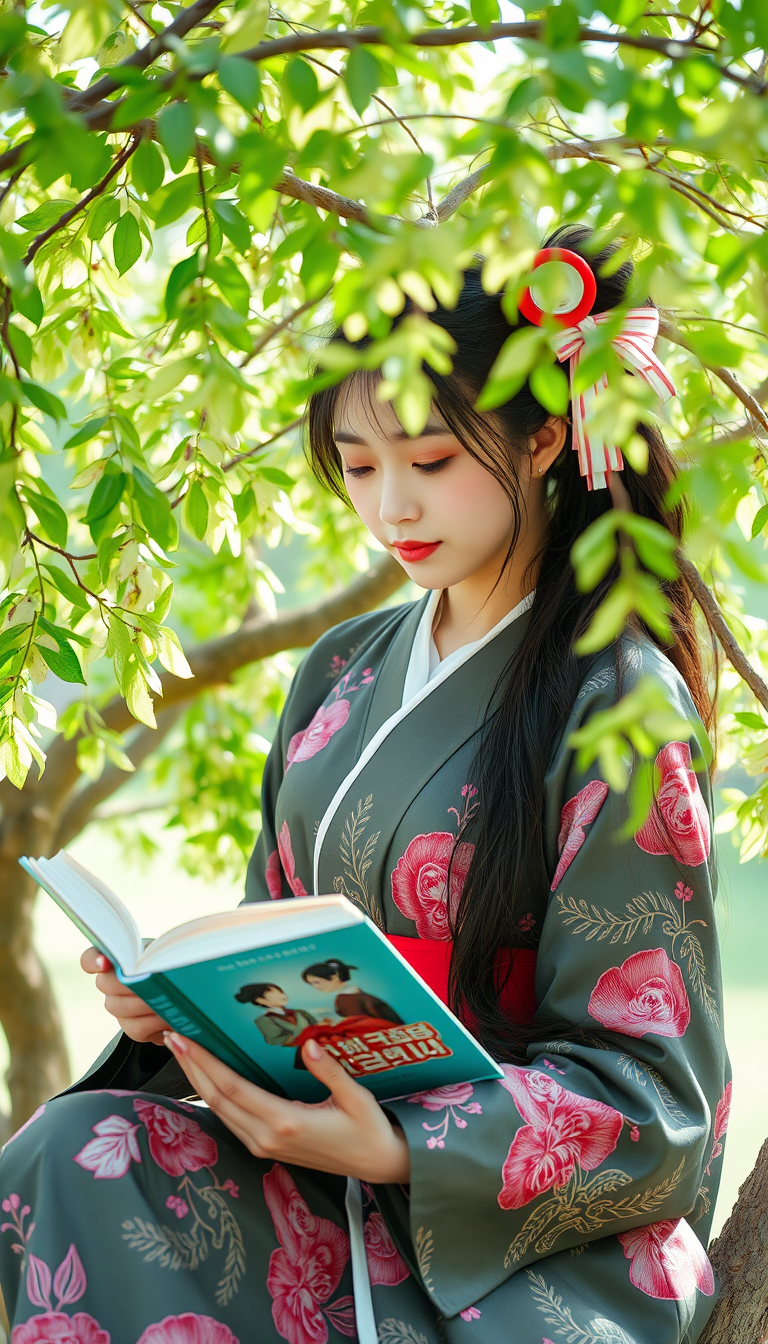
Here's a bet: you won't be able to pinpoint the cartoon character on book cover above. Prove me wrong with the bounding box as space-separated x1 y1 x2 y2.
234 982 318 1047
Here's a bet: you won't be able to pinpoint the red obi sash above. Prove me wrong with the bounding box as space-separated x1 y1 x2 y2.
386 934 537 1026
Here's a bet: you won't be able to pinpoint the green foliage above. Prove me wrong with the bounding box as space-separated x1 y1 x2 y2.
0 0 765 876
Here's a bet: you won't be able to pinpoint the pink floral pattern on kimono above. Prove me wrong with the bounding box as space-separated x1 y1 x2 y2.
74 1115 142 1180
133 1100 218 1177
266 849 283 899
263 1163 353 1344
550 780 610 891
286 700 350 769
136 1316 239 1344
588 948 691 1039
618 1219 715 1299
497 1066 623 1209
363 1213 410 1286
705 1080 732 1173
408 1083 483 1149
391 833 475 939
11 1314 110 1343
634 742 710 866
277 821 307 898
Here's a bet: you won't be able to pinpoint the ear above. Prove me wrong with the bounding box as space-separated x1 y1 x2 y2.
529 416 569 478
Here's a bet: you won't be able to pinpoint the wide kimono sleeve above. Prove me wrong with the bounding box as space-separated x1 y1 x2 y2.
382 643 730 1319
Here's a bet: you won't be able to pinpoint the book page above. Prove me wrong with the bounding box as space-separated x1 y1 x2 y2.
22 853 142 975
134 896 363 975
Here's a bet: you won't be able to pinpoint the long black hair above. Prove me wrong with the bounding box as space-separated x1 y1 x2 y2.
306 225 716 1061
301 959 356 984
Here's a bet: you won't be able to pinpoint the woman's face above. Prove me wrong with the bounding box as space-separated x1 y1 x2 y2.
257 987 288 1009
305 974 345 994
333 384 521 591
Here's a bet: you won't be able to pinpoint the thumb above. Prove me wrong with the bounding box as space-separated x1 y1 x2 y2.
301 1039 369 1114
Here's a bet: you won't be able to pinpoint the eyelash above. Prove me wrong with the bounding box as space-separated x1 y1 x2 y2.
343 458 451 479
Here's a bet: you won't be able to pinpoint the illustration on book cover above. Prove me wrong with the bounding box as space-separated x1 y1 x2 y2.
234 954 452 1077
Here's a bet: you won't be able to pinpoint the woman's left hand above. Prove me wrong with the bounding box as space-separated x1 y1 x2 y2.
165 1032 410 1184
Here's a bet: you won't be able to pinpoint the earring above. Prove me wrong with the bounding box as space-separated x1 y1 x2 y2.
538 466 543 475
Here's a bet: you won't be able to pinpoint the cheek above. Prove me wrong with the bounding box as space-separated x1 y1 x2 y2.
436 464 513 538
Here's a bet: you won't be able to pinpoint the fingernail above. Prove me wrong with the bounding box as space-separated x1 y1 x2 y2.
96 956 109 971
304 1039 323 1061
164 1032 189 1055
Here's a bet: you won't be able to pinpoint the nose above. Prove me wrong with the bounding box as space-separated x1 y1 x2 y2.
378 466 420 528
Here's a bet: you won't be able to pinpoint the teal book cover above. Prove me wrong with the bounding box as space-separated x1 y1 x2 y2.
124 920 503 1103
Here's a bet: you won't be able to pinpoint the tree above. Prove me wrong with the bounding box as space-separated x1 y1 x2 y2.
0 2 767 1322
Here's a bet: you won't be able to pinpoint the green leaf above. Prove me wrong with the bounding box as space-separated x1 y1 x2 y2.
259 466 294 487
63 416 109 450
184 478 208 540
734 711 768 730
84 470 126 523
131 138 165 196
211 199 251 254
113 212 142 275
21 380 66 420
470 0 500 27
545 0 581 48
751 502 768 539
158 101 196 174
131 467 176 550
25 488 68 547
529 362 570 416
13 284 44 326
476 327 547 410
111 81 167 131
165 251 201 319
344 47 381 116
41 561 90 611
300 235 339 300
218 54 261 110
504 75 544 120
208 255 250 316
284 58 320 114
87 194 121 241
16 200 71 232
37 637 85 684
153 174 200 229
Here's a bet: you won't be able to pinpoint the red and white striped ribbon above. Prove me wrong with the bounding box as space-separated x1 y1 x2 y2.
550 307 676 491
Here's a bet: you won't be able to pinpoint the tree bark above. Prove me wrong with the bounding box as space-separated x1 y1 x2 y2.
701 1137 768 1343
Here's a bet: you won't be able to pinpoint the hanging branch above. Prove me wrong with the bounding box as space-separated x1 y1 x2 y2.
678 556 768 713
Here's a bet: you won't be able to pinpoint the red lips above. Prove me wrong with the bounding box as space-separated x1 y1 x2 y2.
391 540 441 563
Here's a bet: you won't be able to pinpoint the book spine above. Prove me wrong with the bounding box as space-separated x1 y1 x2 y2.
129 971 288 1098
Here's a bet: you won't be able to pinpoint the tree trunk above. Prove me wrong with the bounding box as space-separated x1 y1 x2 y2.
0 820 70 1142
701 1136 768 1343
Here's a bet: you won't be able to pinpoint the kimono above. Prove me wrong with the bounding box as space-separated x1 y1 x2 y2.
0 589 730 1344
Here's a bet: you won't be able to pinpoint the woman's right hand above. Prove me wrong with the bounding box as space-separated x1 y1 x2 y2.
80 946 169 1047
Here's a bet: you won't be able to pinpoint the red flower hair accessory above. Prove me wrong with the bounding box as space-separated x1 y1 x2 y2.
519 248 677 491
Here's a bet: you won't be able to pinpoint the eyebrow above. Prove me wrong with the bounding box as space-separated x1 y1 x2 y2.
334 425 451 444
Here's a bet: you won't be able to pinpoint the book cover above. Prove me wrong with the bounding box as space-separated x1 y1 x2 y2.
125 920 503 1103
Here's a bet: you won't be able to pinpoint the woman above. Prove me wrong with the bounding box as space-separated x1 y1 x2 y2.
301 959 403 1024
0 227 729 1344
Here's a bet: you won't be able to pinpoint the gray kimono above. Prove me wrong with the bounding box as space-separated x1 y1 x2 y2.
0 593 729 1344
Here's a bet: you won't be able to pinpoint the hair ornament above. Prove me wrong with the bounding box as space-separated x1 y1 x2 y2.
520 249 677 491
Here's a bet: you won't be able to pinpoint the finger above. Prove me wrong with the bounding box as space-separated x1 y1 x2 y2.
164 1041 275 1146
95 973 133 998
301 1039 372 1116
81 947 113 975
102 993 159 1019
165 1034 287 1121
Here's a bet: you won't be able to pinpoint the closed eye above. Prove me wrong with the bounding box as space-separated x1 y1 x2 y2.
343 464 373 478
415 457 452 474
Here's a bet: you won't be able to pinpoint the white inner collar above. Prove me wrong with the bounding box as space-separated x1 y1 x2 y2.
401 588 536 707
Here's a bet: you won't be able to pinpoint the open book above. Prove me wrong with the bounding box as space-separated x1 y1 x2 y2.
22 851 503 1102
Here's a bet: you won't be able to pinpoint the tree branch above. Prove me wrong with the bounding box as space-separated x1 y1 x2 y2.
23 132 143 267
52 704 185 851
21 554 407 817
679 556 768 713
659 316 768 463
0 18 757 177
